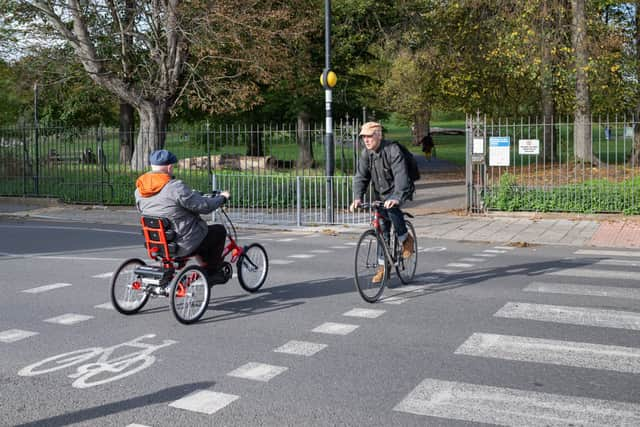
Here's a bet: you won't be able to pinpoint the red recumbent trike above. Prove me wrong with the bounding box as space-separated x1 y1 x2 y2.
110 194 269 324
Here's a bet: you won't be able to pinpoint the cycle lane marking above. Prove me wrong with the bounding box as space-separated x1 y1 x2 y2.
0 329 39 343
343 308 386 318
312 322 359 335
524 281 640 300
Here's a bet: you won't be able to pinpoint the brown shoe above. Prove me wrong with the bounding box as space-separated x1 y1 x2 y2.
402 234 415 259
372 265 386 283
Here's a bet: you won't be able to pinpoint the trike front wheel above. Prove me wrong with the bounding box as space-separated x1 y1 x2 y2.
170 265 210 324
238 243 269 293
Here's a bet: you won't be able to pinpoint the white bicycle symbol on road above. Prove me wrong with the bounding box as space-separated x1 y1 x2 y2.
18 334 177 389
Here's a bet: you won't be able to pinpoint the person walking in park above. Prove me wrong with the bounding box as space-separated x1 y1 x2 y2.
421 133 435 160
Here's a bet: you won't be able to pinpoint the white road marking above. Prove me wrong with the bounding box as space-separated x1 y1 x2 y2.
446 263 473 268
575 249 640 258
344 242 358 246
433 269 459 274
92 272 113 279
455 333 640 373
169 390 239 414
94 302 115 310
22 283 72 294
550 268 637 280
277 238 296 242
287 254 315 259
343 308 386 318
483 249 506 254
524 281 640 300
126 424 151 427
393 378 640 426
227 362 288 382
310 249 332 254
270 259 294 265
421 247 447 252
0 329 39 343
458 258 484 262
493 246 515 250
381 296 408 304
473 253 496 257
329 246 350 249
38 256 124 261
274 340 327 356
312 322 359 335
44 313 94 325
395 285 426 292
495 302 640 330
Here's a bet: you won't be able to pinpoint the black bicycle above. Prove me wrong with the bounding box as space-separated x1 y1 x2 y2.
353 202 418 303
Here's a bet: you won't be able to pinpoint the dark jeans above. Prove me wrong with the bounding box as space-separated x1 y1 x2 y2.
376 207 408 263
193 224 227 273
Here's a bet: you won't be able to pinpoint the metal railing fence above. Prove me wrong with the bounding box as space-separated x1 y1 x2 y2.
0 119 362 209
467 114 640 214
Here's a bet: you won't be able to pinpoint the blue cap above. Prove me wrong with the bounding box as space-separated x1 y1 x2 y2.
149 149 177 166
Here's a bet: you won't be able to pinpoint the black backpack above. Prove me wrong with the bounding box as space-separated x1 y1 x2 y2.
392 141 421 183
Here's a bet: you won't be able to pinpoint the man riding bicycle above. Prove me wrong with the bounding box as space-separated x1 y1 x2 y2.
350 122 415 283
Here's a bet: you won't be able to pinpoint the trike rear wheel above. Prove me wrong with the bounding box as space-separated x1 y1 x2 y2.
238 243 269 293
170 265 210 324
111 258 149 314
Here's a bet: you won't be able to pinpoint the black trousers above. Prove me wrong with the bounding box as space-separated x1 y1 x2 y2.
193 224 227 272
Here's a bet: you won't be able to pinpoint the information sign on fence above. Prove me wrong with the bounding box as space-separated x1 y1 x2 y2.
518 139 540 155
473 138 484 154
489 136 510 166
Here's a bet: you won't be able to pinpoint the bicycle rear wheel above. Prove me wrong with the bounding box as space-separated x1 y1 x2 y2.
111 258 149 314
354 230 388 303
170 265 210 324
396 221 418 284
238 243 269 293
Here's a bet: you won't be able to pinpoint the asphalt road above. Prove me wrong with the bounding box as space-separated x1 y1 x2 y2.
1 217 640 426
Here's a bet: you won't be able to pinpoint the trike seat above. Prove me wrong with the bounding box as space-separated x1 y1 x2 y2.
140 216 181 261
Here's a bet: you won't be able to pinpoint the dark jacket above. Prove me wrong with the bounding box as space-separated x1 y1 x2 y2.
353 139 412 203
134 172 226 256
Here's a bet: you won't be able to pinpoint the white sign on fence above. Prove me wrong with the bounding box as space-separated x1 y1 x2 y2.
473 138 484 154
489 136 510 166
518 139 540 155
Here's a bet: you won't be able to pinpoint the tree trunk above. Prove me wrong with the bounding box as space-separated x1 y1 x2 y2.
247 124 264 157
119 102 135 164
571 0 594 164
540 1 557 162
629 0 640 166
131 101 170 170
296 112 314 169
413 109 431 146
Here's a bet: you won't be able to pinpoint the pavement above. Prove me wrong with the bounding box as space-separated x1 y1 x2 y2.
2 151 640 249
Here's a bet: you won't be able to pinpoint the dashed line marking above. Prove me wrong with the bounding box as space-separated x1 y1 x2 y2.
312 322 359 335
227 362 288 382
169 390 239 414
274 340 327 356
287 254 315 259
0 329 39 343
92 272 113 279
44 313 94 325
343 308 386 318
22 283 72 294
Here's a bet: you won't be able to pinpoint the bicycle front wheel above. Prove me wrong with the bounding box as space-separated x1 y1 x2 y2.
238 243 269 293
111 258 149 314
170 266 210 324
396 221 418 284
354 230 388 303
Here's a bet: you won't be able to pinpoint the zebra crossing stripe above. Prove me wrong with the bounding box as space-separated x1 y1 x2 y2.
550 268 637 280
575 249 640 257
22 283 72 294
495 302 640 331
393 378 640 425
524 281 640 300
455 333 640 374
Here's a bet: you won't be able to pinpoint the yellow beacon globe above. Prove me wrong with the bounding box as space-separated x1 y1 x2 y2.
320 70 338 88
